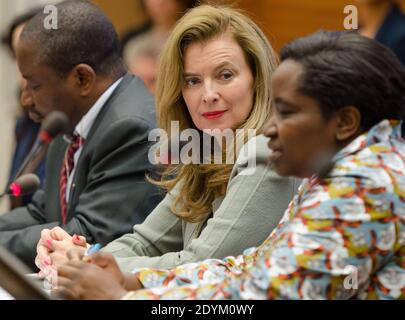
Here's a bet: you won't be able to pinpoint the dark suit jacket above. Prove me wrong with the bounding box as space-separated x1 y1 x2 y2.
375 4 405 65
8 114 46 206
0 74 162 269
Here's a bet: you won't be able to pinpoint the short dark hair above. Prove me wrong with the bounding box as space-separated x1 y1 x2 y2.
280 31 405 130
20 0 125 78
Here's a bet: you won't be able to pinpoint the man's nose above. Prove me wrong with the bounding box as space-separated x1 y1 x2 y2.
20 80 34 111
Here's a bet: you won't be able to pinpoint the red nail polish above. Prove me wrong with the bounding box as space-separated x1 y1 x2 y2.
46 239 52 247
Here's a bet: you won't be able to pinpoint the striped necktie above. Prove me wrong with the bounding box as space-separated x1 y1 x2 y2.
59 133 84 225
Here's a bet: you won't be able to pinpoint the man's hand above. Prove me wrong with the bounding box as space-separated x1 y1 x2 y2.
55 260 128 300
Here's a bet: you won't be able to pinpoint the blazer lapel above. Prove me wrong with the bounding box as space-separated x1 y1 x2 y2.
66 73 134 217
183 221 201 248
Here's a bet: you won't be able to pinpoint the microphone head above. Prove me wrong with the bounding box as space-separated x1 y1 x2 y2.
39 111 69 143
8 174 41 197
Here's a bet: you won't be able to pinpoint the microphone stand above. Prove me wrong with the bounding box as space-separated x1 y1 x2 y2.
12 139 49 181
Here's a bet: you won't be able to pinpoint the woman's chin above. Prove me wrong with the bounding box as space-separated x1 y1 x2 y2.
270 162 306 178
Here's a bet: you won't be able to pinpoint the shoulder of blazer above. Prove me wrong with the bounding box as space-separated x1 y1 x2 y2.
234 134 269 167
84 73 156 144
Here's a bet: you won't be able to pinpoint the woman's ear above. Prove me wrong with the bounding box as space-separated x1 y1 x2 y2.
335 106 361 142
71 64 96 97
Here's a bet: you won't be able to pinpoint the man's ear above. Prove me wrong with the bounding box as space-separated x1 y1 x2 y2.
71 64 96 97
335 106 361 142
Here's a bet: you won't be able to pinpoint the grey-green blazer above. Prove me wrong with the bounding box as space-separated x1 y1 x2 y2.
102 135 300 272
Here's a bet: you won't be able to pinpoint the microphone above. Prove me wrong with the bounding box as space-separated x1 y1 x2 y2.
12 111 69 180
0 174 40 198
38 111 70 144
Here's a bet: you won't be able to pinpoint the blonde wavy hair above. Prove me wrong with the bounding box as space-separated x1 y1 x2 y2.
151 4 278 222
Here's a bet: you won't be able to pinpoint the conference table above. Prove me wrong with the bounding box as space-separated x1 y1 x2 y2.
0 273 51 300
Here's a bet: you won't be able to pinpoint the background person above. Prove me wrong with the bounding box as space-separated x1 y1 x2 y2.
1 7 45 209
356 0 405 65
121 0 199 94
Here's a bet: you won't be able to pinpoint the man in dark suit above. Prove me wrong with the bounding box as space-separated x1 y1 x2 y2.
357 0 405 65
375 2 405 65
1 7 45 208
0 0 161 270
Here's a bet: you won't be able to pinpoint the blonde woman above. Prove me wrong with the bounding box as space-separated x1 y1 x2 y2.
36 5 299 275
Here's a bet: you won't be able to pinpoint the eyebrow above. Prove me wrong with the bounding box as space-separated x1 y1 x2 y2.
274 97 299 109
183 61 236 77
23 74 38 82
183 72 198 77
213 61 235 72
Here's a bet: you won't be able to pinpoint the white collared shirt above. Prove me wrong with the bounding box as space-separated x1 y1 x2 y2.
65 77 123 202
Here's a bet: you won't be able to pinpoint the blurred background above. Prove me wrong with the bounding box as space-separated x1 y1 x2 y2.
1 0 404 212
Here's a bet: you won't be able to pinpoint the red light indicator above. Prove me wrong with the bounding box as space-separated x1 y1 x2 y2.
9 182 22 197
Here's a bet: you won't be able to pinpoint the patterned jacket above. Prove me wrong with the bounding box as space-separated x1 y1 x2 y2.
123 120 405 300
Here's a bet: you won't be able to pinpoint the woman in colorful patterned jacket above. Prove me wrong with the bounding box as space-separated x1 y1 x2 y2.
55 31 405 300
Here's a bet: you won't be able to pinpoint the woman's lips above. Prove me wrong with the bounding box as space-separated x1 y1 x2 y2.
202 110 226 119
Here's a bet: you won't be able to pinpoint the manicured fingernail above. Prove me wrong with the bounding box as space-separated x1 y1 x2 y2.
74 235 80 241
44 260 49 266
46 239 52 247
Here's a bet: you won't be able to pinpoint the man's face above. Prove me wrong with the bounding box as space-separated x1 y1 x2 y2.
16 41 79 127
